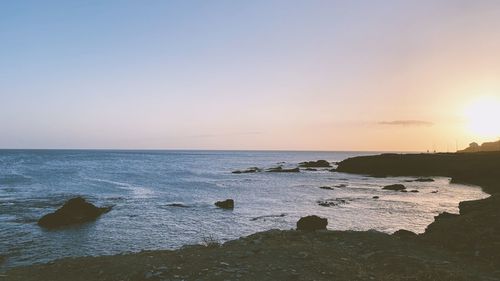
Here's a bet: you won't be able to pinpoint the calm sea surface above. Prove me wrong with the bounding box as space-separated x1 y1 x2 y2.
0 150 488 268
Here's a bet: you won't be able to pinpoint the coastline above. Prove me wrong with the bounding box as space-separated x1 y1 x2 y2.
3 152 500 281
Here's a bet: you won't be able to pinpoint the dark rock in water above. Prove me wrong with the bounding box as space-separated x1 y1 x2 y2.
372 196 380 199
319 186 334 190
299 160 331 168
405 178 435 182
410 190 419 193
232 167 261 174
250 213 286 221
382 184 406 191
214 199 234 209
166 203 189 208
317 198 349 207
414 178 434 182
335 184 347 188
296 215 327 231
329 168 337 172
304 168 318 171
266 166 300 173
393 229 417 238
431 190 439 194
37 197 112 228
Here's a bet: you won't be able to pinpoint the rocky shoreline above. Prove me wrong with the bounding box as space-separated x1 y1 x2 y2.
3 152 500 281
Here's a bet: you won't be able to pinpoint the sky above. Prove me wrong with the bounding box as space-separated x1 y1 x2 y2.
1 0 500 151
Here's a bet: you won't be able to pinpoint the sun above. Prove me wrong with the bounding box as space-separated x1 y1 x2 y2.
464 96 500 140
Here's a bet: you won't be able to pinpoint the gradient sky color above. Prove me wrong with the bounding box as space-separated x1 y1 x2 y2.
1 0 500 151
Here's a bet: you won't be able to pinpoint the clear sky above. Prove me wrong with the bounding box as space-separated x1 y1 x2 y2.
1 0 500 151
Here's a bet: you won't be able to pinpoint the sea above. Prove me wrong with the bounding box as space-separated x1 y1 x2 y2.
0 150 488 269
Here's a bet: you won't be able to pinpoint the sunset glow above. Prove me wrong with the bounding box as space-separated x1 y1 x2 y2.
464 96 500 140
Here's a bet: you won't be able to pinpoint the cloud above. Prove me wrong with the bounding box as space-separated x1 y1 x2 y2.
187 131 263 138
377 120 434 127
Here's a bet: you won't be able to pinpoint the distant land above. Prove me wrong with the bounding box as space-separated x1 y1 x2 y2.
459 139 500 153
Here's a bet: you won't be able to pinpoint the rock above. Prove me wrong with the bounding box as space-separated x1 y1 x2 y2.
414 178 434 182
299 160 331 168
393 229 417 238
166 203 189 208
317 198 349 207
335 184 347 188
382 184 406 191
296 215 328 231
329 168 337 172
319 186 334 190
372 196 380 199
266 167 300 173
232 167 261 174
431 190 439 193
37 197 112 228
0 255 5 265
410 190 419 193
215 199 234 209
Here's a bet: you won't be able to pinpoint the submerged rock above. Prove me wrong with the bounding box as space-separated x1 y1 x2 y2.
296 215 328 231
232 167 261 174
299 160 331 168
318 186 334 190
266 167 300 173
250 213 286 221
382 184 406 192
372 196 380 199
166 203 189 208
37 197 112 228
317 198 349 207
414 178 435 182
215 199 234 209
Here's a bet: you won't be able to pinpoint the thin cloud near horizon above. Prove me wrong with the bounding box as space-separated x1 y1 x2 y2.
377 120 434 127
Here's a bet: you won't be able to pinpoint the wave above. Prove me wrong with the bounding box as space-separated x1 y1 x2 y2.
0 174 32 186
83 177 154 197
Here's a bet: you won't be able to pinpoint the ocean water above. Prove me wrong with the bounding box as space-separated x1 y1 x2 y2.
0 150 488 269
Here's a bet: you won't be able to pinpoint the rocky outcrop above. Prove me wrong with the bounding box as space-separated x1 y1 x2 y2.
232 167 261 174
37 197 112 228
6 229 499 281
214 199 234 209
266 167 300 173
296 215 328 231
458 140 500 153
382 184 406 192
317 198 349 207
337 152 500 267
299 160 331 168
